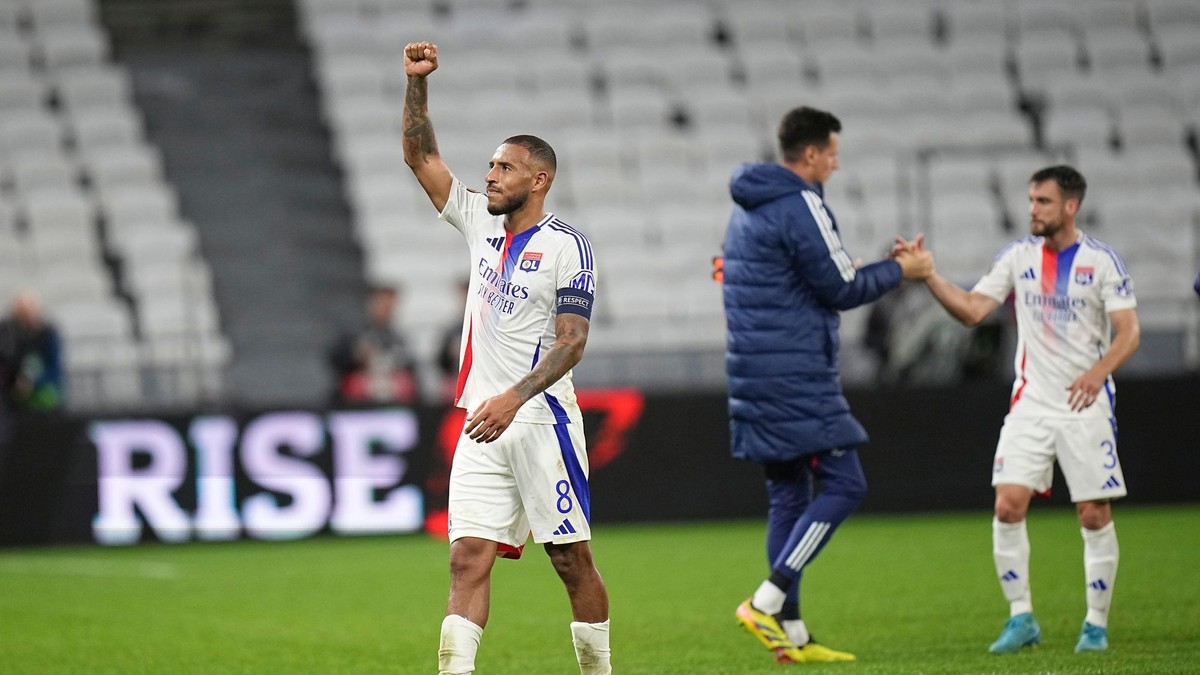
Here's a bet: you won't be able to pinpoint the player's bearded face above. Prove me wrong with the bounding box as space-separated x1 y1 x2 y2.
485 145 533 215
486 186 529 216
1028 181 1066 237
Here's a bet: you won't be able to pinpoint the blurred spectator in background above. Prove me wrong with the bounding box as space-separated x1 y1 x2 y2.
327 285 420 405
435 277 470 403
865 280 1013 386
0 290 64 413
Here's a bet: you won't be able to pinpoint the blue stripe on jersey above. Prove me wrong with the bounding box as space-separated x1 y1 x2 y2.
1083 235 1130 276
502 225 542 282
1055 242 1079 296
553 421 590 522
549 217 592 267
548 218 594 271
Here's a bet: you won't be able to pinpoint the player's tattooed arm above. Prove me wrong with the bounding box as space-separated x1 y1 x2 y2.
513 313 589 403
401 41 452 211
402 75 438 162
464 313 589 443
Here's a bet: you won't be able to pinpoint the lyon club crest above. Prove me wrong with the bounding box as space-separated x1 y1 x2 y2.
519 251 542 272
1074 266 1094 285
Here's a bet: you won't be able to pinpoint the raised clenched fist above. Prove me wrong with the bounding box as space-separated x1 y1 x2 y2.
404 41 439 77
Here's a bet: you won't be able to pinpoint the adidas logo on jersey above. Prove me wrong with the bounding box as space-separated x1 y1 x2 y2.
1101 475 1121 490
1021 267 1037 280
485 236 503 252
552 518 577 536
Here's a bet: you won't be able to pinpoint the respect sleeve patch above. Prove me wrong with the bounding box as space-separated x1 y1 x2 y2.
556 287 594 319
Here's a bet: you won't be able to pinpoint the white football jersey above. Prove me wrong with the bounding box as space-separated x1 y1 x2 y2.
973 232 1136 419
439 176 596 424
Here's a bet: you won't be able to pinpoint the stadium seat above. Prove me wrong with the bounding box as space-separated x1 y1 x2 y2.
1013 0 1079 38
53 297 134 342
581 3 715 51
110 223 199 264
1014 37 1085 90
0 109 65 154
799 7 865 48
24 0 98 29
1156 27 1200 75
68 105 144 151
941 3 1009 47
1042 73 1113 112
30 259 112 305
738 43 806 91
1080 0 1142 31
21 185 95 235
138 294 221 338
1145 0 1200 33
0 70 49 114
99 182 181 234
1043 105 1116 151
32 25 109 70
8 149 79 194
80 144 164 192
53 64 133 111
1084 26 1154 76
718 0 798 45
865 5 936 48
1116 104 1189 151
0 31 31 71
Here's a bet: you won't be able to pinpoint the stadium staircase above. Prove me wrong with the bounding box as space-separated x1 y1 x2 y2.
100 0 368 406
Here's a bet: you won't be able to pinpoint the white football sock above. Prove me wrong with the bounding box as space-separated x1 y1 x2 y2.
570 620 611 675
438 614 483 675
752 580 786 615
993 517 1033 616
782 618 810 646
1082 522 1118 628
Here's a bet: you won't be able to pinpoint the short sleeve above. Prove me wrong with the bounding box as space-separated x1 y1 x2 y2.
554 229 597 320
1099 253 1137 312
972 244 1017 303
438 176 489 237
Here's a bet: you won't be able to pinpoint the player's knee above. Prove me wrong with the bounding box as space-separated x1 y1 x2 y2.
1077 501 1112 530
545 542 592 581
831 472 868 506
448 541 494 581
994 498 1026 523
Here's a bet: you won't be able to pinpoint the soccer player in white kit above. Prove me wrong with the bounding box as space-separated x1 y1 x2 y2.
906 166 1140 654
401 42 611 675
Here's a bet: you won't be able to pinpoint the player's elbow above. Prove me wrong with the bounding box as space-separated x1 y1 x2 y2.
960 311 987 328
563 337 586 367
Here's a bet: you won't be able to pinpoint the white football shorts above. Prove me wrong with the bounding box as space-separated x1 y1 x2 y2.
992 414 1128 502
448 419 592 550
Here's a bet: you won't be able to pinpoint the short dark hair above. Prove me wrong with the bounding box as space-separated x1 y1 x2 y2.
778 106 842 162
1030 165 1087 205
503 134 557 173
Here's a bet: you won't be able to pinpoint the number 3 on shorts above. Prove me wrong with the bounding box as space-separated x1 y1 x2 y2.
555 479 573 514
1101 440 1117 469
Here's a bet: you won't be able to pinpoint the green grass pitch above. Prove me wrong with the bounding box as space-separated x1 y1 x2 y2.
1 505 1197 674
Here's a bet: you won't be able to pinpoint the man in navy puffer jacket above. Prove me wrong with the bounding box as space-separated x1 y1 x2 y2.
725 107 933 663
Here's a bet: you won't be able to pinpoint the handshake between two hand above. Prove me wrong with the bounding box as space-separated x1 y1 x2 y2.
890 233 936 281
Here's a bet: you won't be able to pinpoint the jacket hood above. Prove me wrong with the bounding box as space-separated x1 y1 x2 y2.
730 162 821 210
